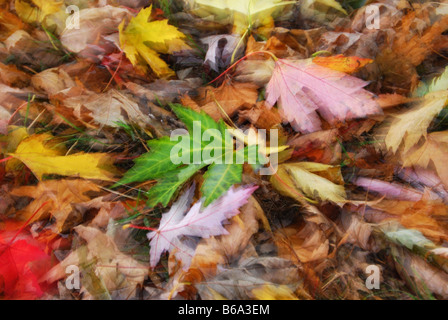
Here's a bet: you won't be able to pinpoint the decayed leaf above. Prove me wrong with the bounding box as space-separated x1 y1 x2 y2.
195 257 302 300
0 62 31 87
238 102 282 129
266 59 381 133
118 6 190 77
31 67 76 95
58 89 151 128
275 220 329 263
9 133 117 181
383 91 448 154
10 179 100 232
271 162 346 203
146 184 257 269
42 225 148 299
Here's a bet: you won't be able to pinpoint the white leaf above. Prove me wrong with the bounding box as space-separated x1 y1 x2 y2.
147 184 258 268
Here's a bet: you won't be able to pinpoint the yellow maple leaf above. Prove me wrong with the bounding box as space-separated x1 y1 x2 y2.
9 133 117 181
118 6 190 78
15 0 63 24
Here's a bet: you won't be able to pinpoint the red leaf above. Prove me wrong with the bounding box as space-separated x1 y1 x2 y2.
0 233 52 300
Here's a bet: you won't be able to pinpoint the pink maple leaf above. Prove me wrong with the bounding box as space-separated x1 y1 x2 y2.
265 59 381 133
147 184 258 269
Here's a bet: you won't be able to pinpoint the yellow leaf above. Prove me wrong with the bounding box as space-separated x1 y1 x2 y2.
193 0 296 34
251 284 298 300
0 9 26 41
313 55 373 74
271 162 346 203
119 6 190 77
15 0 63 24
9 133 117 181
383 91 448 154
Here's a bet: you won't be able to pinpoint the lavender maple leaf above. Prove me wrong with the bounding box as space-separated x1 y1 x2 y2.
147 184 258 269
265 59 381 133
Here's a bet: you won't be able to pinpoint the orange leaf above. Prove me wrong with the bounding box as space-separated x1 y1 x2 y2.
313 55 373 74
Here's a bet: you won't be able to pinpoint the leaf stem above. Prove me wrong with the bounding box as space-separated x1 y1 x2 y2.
209 50 278 85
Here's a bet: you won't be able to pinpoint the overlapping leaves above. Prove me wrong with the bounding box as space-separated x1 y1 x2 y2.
117 105 264 207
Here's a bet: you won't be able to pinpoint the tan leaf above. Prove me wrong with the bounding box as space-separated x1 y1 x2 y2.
404 131 448 188
10 179 100 232
42 225 148 298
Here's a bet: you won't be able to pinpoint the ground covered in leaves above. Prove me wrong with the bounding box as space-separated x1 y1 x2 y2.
1 0 448 300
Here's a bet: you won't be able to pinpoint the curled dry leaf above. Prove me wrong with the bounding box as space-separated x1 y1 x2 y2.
275 219 329 263
60 6 130 56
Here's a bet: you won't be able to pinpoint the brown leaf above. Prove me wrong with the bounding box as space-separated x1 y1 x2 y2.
182 79 259 121
10 179 100 233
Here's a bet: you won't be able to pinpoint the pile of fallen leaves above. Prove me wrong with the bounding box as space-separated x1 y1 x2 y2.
1 0 448 300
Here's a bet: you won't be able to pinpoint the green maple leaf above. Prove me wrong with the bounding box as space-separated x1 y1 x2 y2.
115 105 265 207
